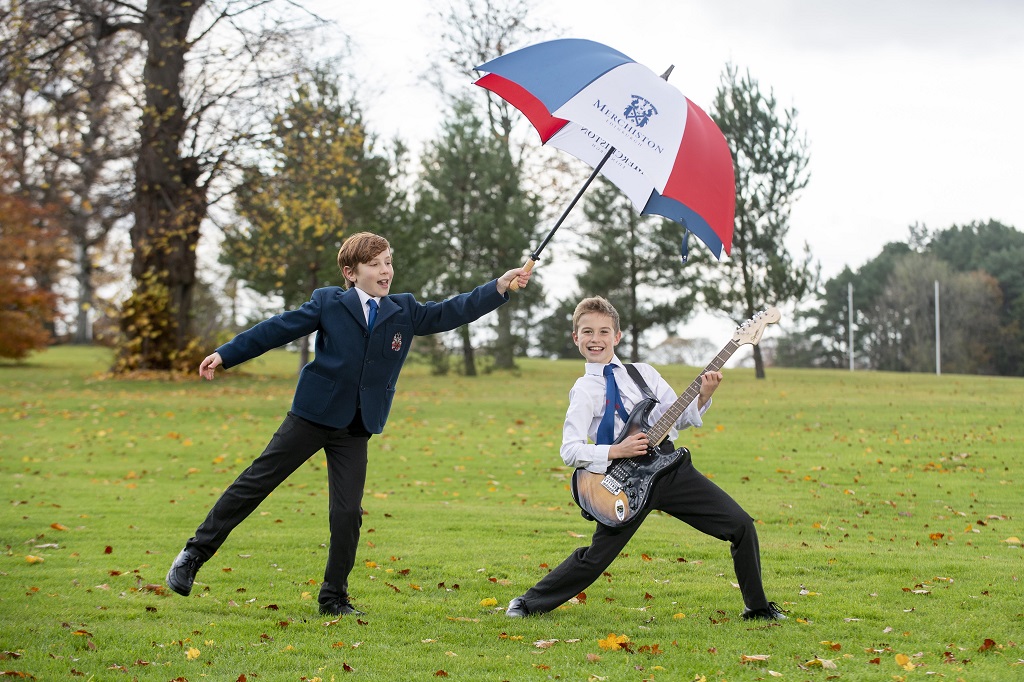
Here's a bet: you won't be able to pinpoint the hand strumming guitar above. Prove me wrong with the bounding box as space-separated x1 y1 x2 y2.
608 431 649 460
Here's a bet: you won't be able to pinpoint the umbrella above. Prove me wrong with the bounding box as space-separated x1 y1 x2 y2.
474 38 735 285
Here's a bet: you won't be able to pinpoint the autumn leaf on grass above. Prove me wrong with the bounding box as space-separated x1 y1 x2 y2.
185 647 201 661
979 638 998 652
740 654 770 664
895 653 916 670
25 555 44 564
597 633 631 651
638 644 664 655
50 523 68 531
803 656 837 670
479 598 498 607
534 639 559 649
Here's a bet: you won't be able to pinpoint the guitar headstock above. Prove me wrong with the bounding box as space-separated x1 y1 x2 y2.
731 307 781 346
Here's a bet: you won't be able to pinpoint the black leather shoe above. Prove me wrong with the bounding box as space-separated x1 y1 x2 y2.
506 596 529 618
166 548 204 596
741 601 787 621
319 599 364 617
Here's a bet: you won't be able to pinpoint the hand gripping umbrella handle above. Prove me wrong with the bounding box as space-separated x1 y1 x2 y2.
508 259 536 291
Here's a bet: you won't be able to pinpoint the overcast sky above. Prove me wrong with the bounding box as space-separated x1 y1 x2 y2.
303 0 1024 287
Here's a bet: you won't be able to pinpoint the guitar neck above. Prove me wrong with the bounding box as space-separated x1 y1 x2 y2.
647 340 739 444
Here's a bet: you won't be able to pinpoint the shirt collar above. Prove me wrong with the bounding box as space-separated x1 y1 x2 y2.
353 287 381 309
584 355 624 376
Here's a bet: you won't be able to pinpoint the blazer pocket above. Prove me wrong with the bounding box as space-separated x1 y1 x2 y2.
381 324 413 358
294 369 335 416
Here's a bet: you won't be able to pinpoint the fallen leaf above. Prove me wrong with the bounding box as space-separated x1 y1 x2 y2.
479 598 498 607
25 556 44 564
741 654 771 663
185 647 200 661
50 523 68 531
598 633 631 651
534 639 559 649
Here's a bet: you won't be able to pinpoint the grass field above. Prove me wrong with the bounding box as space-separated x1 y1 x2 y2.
1 346 1021 681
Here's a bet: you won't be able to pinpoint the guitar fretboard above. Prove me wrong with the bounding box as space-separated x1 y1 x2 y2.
647 339 739 445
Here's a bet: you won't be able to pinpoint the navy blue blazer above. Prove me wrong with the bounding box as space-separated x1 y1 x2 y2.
216 280 509 432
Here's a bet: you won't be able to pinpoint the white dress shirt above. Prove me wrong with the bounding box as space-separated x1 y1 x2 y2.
353 287 382 325
560 355 710 473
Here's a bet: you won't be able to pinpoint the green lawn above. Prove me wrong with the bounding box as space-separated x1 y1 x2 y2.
1 346 1021 680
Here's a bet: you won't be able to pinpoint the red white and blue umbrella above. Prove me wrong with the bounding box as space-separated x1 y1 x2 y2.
475 38 735 277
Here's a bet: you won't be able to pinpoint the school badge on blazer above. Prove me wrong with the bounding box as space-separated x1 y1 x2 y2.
391 333 403 352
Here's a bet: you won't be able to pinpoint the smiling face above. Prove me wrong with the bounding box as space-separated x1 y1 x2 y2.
343 248 393 298
573 311 621 364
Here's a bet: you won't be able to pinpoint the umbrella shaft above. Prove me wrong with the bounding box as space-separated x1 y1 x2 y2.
531 145 616 261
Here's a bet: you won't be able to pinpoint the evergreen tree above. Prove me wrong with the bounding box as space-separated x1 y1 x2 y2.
413 97 539 375
575 178 700 363
706 64 816 378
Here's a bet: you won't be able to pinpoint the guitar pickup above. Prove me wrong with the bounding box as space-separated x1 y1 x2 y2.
600 476 623 495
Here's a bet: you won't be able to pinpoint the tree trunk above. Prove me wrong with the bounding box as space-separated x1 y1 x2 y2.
460 325 476 376
492 303 515 369
119 0 206 370
73 243 94 344
753 344 766 379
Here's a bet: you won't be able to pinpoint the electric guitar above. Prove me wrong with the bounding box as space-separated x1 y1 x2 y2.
570 307 781 527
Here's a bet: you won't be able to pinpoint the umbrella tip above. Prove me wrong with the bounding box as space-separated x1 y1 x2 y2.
660 64 675 81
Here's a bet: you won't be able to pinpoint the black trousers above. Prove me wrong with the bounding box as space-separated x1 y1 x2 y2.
520 457 769 614
185 412 369 606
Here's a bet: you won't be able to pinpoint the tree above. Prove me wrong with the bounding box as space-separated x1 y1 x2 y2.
927 220 1024 375
706 64 816 378
414 97 538 375
0 0 136 342
222 67 408 371
867 253 1002 374
7 0 323 371
575 178 701 362
0 181 64 359
431 0 546 370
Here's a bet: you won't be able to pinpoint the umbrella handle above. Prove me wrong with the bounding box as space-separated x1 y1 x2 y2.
508 259 536 292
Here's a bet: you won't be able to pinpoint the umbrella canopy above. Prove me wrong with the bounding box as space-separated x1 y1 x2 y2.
475 38 735 260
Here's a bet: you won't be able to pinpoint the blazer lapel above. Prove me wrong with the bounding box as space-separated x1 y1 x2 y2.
376 296 400 327
338 288 368 329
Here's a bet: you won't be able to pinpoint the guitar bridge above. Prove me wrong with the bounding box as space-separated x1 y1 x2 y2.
600 459 638 496
600 476 623 495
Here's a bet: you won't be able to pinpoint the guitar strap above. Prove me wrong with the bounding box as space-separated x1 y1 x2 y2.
624 364 658 402
624 364 674 454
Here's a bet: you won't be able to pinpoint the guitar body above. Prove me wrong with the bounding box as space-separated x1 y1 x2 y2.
570 398 690 527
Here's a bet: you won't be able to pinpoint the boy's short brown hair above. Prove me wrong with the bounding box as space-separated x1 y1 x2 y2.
337 232 391 289
572 296 620 333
